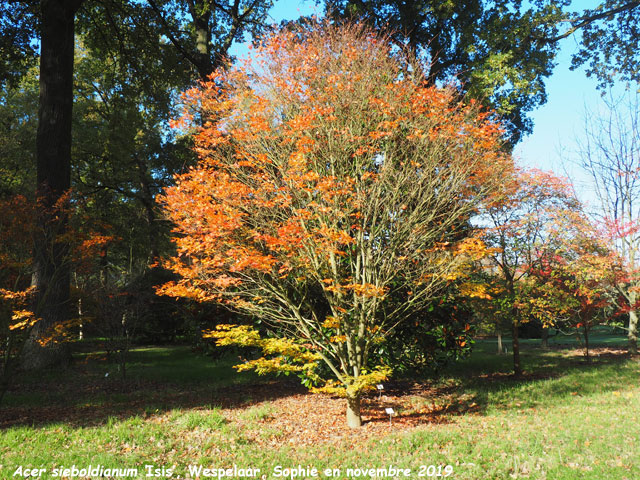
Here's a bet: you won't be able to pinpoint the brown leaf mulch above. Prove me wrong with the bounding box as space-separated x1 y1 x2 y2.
220 382 475 448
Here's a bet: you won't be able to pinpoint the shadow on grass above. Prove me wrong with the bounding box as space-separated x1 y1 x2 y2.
0 345 306 430
437 343 635 415
1 342 636 431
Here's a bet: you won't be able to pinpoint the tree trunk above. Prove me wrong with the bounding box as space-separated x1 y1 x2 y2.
23 0 82 370
133 155 161 262
189 0 212 78
512 318 522 376
0 336 16 407
541 326 549 349
497 332 503 354
346 394 362 428
583 322 590 362
629 307 638 355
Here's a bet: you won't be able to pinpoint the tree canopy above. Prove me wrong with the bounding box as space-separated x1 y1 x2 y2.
326 0 566 144
554 0 640 89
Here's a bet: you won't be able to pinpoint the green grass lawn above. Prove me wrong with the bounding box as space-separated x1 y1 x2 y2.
0 339 638 480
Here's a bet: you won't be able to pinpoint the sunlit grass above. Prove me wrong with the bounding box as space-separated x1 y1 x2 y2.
0 342 637 480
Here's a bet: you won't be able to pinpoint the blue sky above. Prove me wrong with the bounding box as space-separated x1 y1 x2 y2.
267 0 321 22
512 34 626 178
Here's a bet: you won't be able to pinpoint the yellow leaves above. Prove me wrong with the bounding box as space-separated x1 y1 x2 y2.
459 282 492 300
203 324 262 347
261 337 313 357
35 318 84 347
454 237 490 260
235 357 306 376
312 366 392 397
2 287 38 332
351 368 392 396
9 310 38 331
203 324 322 379
311 379 348 397
444 271 462 281
0 287 35 301
322 315 341 329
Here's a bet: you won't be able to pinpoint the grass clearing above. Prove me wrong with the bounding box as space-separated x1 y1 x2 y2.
240 402 276 422
0 340 637 480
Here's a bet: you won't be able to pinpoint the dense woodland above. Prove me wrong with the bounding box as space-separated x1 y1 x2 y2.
1 0 640 430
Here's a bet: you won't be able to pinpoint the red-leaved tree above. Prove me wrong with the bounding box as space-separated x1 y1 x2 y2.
480 169 584 374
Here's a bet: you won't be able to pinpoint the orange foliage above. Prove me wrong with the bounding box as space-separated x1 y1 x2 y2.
0 195 37 339
159 21 513 407
0 193 117 356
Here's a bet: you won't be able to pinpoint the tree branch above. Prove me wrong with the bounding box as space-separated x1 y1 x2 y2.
146 0 202 71
547 1 640 42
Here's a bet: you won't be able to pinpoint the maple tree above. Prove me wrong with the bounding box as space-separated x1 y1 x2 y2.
530 220 619 361
577 92 640 354
0 195 38 404
159 21 512 427
0 191 120 405
480 168 586 375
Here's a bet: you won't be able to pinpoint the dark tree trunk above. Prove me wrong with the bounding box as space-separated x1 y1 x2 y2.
186 0 213 78
512 318 522 376
583 322 590 362
133 155 160 262
23 0 83 369
193 9 212 77
507 279 522 376
541 326 549 349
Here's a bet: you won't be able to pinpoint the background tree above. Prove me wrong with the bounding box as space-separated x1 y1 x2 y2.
0 3 38 90
24 0 86 369
0 68 38 198
531 221 619 361
480 168 582 375
137 0 274 79
159 21 512 428
552 0 640 89
576 92 640 353
326 0 566 144
0 0 275 367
